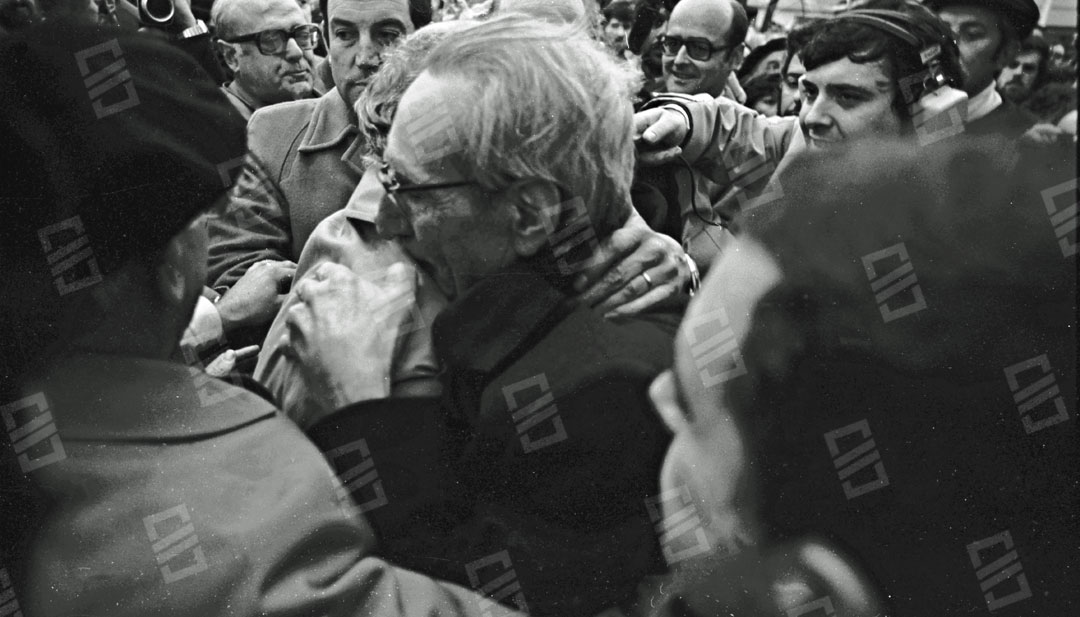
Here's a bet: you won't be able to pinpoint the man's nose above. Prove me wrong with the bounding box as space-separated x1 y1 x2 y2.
673 45 691 64
283 36 304 61
375 194 410 240
355 32 383 68
801 96 833 130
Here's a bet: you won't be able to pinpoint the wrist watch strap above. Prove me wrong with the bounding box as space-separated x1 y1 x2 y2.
176 19 209 40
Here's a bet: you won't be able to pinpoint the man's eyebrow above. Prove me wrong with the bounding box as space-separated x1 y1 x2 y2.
328 17 355 28
371 18 407 30
825 82 882 97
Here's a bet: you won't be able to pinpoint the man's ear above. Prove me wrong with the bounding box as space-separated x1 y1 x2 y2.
217 40 241 73
727 44 745 69
505 178 563 258
154 232 192 306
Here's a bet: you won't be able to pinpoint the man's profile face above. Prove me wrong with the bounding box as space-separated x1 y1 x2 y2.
649 236 782 557
662 10 738 98
779 52 804 116
327 0 412 110
604 18 631 53
227 0 316 106
997 49 1040 102
937 6 1008 95
377 71 518 300
798 57 902 150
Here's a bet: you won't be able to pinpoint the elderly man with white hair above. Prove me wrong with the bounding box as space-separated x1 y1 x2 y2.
287 13 679 617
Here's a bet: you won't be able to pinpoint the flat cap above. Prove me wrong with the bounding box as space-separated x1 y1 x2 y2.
923 0 1040 39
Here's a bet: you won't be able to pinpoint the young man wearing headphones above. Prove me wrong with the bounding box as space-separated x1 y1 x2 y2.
633 0 966 264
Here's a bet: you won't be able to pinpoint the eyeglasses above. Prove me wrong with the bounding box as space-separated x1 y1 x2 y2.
377 161 475 213
658 35 730 61
225 24 320 56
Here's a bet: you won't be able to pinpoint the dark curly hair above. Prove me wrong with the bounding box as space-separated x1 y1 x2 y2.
799 0 964 122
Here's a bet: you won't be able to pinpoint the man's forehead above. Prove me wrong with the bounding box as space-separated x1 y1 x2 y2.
668 0 733 38
328 0 411 24
805 57 892 91
937 5 1000 28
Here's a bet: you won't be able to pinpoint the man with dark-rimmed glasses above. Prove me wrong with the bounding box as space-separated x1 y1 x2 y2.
660 0 747 99
212 0 320 120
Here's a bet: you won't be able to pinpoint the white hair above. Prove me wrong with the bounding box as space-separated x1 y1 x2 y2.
421 12 638 239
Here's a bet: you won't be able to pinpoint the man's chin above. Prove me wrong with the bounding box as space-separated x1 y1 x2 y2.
664 76 699 94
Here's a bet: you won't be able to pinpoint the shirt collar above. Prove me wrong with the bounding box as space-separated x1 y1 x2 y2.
433 266 574 374
966 83 1003 123
298 88 359 152
343 165 383 223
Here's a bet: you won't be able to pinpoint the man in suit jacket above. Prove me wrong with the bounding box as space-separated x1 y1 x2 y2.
287 15 680 617
0 21 519 617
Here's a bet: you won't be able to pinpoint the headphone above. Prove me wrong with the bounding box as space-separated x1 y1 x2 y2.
835 8 969 142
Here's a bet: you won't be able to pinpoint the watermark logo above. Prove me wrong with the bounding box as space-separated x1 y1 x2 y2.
464 550 530 617
898 70 966 147
0 566 23 617
861 241 927 323
644 486 714 564
37 216 104 297
502 374 568 454
324 438 389 513
401 99 464 170
75 39 140 119
1040 177 1077 258
721 148 783 213
823 419 890 500
143 504 209 584
1003 354 1070 434
2 392 67 474
681 307 748 389
539 196 601 276
966 530 1032 611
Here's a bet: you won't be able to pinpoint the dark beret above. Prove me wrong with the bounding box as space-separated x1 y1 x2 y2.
1 17 246 279
923 0 1040 39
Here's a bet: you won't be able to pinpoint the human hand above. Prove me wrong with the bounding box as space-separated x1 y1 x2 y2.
634 106 687 166
217 259 297 333
283 262 416 409
204 345 260 378
1021 123 1066 146
574 217 688 319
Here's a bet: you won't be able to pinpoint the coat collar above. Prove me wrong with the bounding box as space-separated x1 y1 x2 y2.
298 88 359 153
433 266 575 374
25 353 277 442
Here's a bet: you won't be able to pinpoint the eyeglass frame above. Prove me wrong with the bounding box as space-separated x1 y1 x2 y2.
657 34 733 62
377 161 477 216
223 24 321 56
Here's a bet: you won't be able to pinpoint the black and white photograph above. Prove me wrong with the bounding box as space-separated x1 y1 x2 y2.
1 0 1077 614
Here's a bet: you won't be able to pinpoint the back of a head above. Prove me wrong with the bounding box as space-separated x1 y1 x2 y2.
419 12 638 242
494 0 587 24
728 136 1077 614
0 18 247 383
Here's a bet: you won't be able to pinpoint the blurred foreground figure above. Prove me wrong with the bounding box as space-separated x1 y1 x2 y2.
648 136 1077 616
0 20 520 617
293 14 678 617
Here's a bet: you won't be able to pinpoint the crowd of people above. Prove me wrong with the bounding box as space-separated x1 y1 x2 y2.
0 0 1076 615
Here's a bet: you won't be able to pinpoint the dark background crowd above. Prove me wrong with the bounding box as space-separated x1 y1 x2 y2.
1 0 1077 616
